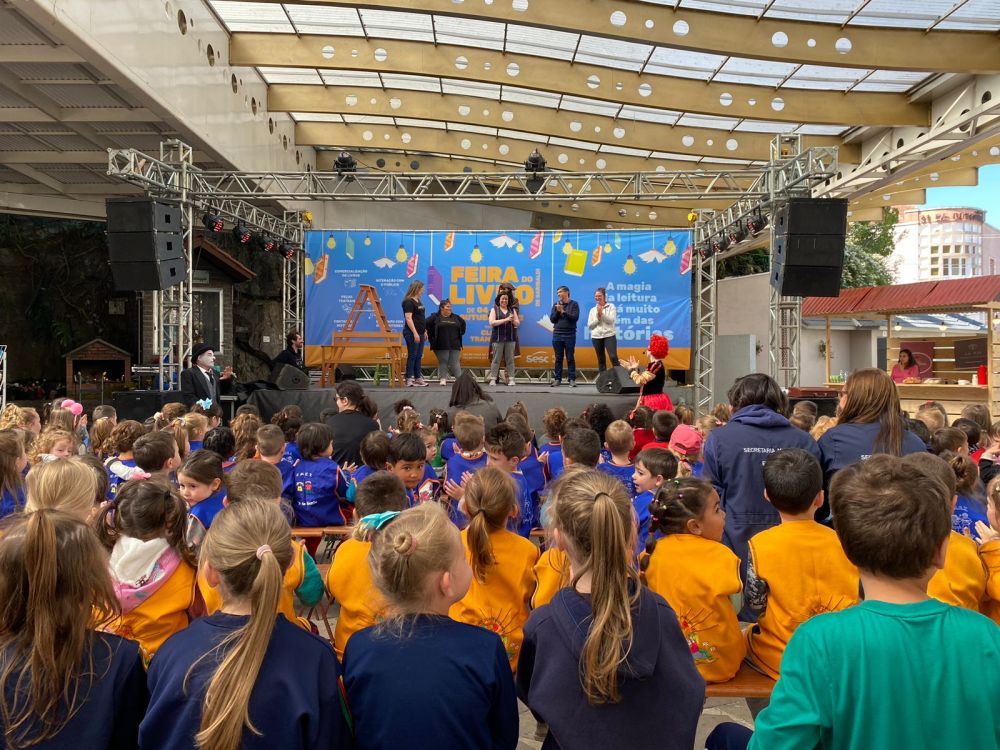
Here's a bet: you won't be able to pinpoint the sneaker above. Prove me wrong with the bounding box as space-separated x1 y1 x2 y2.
405 378 414 387
439 378 447 386
549 379 561 387
488 378 497 386
569 380 577 388
413 378 429 387
507 379 516 386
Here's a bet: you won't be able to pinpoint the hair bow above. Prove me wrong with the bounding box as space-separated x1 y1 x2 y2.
359 511 400 531
60 399 84 417
196 398 213 409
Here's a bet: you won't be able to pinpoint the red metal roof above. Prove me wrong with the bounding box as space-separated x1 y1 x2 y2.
803 275 1000 316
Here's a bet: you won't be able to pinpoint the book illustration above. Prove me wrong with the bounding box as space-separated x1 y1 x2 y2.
638 248 668 263
345 234 355 260
591 244 603 267
490 233 517 249
427 266 443 305
614 233 621 249
374 243 395 269
563 243 588 277
552 231 562 243
536 314 555 333
314 253 329 284
679 246 692 275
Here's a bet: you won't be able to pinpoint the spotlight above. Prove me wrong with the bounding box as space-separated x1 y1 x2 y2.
335 151 357 175
279 243 295 260
711 234 731 254
747 211 769 236
697 240 714 259
260 233 276 253
524 149 546 174
232 223 251 244
201 212 223 233
727 222 747 244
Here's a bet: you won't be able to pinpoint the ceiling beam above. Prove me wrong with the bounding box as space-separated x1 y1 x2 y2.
297 121 767 183
231 33 928 127
270 84 858 162
4 163 68 194
0 44 84 64
238 0 1000 73
0 190 106 221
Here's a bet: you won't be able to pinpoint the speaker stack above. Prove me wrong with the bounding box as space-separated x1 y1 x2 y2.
106 198 187 291
770 198 849 298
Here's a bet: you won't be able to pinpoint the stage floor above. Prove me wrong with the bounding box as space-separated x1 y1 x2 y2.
249 381 694 435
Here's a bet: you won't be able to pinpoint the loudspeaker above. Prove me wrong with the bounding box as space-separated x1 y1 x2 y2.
106 198 180 234
770 198 848 298
595 366 640 395
271 364 309 391
335 364 357 382
107 197 186 291
112 390 177 422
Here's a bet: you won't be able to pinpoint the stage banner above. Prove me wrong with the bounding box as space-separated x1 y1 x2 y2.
304 229 693 370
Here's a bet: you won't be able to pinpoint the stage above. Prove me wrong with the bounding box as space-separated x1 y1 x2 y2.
248 382 695 435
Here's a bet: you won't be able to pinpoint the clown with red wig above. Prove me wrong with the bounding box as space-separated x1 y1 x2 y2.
623 335 674 411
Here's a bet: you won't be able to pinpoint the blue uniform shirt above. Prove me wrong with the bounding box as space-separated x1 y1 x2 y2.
597 460 637 499
293 458 348 526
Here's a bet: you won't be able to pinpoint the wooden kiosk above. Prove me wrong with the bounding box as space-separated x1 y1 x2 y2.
802 277 1000 421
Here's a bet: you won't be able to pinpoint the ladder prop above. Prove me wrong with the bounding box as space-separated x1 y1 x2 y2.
320 285 405 387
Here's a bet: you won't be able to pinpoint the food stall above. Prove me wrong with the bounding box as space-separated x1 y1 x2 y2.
801 277 1000 422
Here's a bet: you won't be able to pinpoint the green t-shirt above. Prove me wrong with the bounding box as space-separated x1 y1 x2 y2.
750 598 1000 750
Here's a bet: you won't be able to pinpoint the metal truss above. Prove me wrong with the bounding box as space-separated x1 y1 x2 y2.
692 137 835 412
282 211 306 336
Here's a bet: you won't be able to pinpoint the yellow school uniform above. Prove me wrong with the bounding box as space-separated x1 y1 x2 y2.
532 547 570 609
198 539 312 631
928 531 988 612
745 521 860 680
449 527 539 670
326 538 386 658
978 538 1000 625
645 534 745 683
107 562 197 665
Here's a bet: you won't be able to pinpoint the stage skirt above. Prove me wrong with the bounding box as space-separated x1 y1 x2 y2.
640 392 674 411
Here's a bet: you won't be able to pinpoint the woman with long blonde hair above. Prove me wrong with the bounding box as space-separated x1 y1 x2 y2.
141 499 350 749
517 469 704 750
401 279 429 387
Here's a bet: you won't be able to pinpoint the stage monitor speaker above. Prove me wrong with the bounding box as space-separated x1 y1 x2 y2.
112 390 177 422
595 366 640 395
106 197 180 234
335 364 357 382
271 364 309 391
770 197 848 298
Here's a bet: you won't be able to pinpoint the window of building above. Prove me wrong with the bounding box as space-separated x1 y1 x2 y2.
931 267 940 277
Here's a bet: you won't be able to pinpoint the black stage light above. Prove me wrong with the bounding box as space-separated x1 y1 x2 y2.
280 243 295 260
747 211 769 236
232 223 252 244
727 222 747 244
335 151 357 174
201 212 224 233
524 148 546 173
711 234 730 254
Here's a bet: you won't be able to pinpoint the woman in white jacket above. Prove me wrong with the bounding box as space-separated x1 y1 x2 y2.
587 287 619 373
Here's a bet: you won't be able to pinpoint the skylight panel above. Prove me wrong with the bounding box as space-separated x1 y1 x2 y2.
257 67 322 85
574 36 652 72
441 79 500 99
505 25 578 61
290 113 343 123
715 57 798 87
618 104 681 125
500 87 561 108
597 144 650 157
208 1 293 32
549 136 600 151
674 0 765 17
733 120 798 133
762 0 861 24
357 9 434 42
283 4 364 35
448 122 500 136
394 117 446 129
319 70 382 87
433 16 505 49
674 113 741 129
643 48 724 80
379 74 441 92
341 114 397 125
559 96 620 118
848 0 959 28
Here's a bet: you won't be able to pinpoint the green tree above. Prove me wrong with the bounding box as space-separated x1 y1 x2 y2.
840 207 898 288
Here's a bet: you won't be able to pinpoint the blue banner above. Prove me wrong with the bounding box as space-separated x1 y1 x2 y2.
304 229 693 369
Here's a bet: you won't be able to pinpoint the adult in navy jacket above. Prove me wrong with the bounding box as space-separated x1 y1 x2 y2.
817 368 926 516
703 373 821 576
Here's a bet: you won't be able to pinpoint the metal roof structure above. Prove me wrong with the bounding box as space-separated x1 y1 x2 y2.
801 275 1000 316
0 0 998 225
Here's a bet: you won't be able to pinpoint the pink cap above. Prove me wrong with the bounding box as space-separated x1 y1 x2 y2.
669 424 704 458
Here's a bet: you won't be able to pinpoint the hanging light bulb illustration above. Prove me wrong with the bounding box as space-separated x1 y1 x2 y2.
516 241 524 253
624 254 637 275
470 238 482 263
364 234 372 246
664 239 677 256
396 241 408 262
326 235 336 250
604 241 612 254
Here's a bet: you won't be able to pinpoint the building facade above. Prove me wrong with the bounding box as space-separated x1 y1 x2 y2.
892 206 1000 283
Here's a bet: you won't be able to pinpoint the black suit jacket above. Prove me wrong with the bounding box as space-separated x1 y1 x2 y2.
181 366 221 406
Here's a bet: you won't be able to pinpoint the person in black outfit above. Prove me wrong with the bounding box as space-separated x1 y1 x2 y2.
549 286 580 387
180 344 234 406
272 330 307 373
425 299 467 386
401 280 428 387
324 381 380 467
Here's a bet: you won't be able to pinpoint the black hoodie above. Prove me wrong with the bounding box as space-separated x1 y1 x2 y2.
517 586 705 750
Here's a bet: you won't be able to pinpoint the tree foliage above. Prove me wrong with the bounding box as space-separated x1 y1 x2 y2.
840 208 898 288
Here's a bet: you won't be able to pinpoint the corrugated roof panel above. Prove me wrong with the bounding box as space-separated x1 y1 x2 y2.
282 4 362 35
921 276 1000 309
38 84 124 108
801 286 875 316
863 281 939 312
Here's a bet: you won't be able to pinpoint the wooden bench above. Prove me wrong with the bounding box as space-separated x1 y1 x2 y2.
705 663 776 699
291 525 355 563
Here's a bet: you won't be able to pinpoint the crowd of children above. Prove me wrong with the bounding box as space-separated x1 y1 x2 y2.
0 368 999 749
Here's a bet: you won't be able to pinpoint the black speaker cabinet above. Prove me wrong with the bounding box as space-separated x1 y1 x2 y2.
770 198 848 298
271 364 309 391
595 366 640 395
110 255 187 291
106 198 180 233
112 390 180 422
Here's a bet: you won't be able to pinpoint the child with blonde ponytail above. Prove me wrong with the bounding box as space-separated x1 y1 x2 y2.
517 469 704 750
343 503 519 750
141 499 350 750
448 467 539 670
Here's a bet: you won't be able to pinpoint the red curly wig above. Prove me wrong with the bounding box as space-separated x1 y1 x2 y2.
648 334 669 360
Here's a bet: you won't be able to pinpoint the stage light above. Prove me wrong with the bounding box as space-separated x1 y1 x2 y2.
201 212 223 233
524 149 546 174
727 222 747 244
697 240 714 259
279 243 295 259
260 234 276 253
335 151 357 175
747 211 769 236
687 211 699 224
711 234 730 254
302 210 313 226
232 223 251 244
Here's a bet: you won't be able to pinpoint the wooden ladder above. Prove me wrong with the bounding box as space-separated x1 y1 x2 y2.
320 285 405 387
